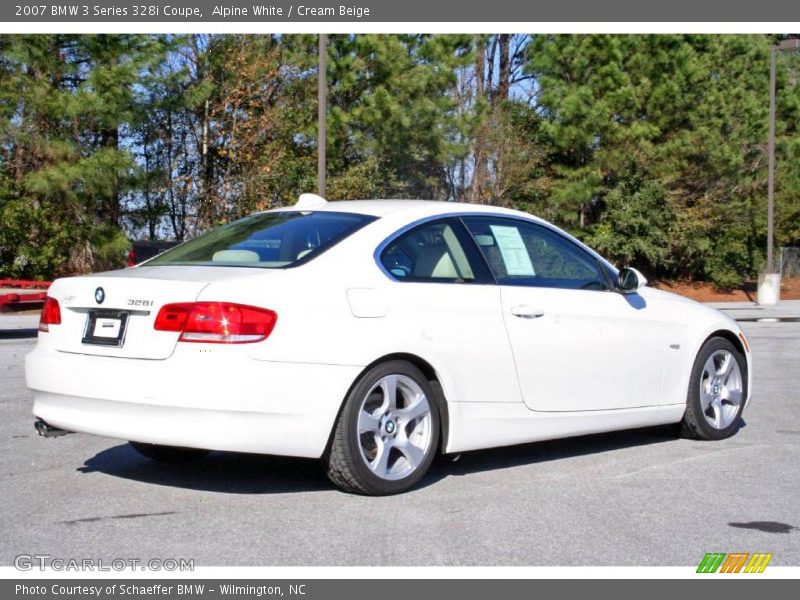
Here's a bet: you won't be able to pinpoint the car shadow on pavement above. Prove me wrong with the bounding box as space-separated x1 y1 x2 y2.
425 424 684 483
78 424 684 494
79 444 331 494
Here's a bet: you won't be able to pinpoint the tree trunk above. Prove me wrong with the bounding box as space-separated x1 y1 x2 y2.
497 34 511 101
471 36 488 204
201 98 210 224
104 125 120 224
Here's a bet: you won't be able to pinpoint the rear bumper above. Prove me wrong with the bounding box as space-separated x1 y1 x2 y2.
26 346 362 458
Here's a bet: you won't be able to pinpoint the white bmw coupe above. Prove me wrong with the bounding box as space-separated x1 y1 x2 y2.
26 194 751 495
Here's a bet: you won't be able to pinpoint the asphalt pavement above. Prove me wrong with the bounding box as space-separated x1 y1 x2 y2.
1 303 798 566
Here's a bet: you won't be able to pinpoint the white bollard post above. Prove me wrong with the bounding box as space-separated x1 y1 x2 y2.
757 272 782 305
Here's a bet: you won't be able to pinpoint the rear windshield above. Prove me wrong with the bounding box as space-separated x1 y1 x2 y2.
143 211 376 269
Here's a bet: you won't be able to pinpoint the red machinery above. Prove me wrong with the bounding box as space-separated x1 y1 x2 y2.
0 280 52 312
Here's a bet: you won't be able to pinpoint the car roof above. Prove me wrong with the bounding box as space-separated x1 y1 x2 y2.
268 198 616 274
268 198 542 221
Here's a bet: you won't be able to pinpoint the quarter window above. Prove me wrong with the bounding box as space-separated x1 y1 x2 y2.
462 217 609 291
380 219 487 283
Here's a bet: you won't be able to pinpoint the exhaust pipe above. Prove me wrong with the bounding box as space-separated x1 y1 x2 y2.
34 419 72 438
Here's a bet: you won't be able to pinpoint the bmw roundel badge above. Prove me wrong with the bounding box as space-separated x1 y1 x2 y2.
95 287 105 305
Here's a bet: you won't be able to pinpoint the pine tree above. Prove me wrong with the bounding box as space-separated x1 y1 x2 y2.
326 34 472 200
0 34 168 278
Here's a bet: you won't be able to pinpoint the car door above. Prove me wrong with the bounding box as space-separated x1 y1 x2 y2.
461 215 670 412
377 217 522 405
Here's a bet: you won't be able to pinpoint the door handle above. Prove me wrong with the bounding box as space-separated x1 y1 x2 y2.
510 305 545 319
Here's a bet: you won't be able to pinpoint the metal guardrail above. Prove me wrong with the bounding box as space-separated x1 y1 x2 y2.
781 247 800 278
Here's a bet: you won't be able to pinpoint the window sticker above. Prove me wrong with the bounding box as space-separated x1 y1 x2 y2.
489 225 535 276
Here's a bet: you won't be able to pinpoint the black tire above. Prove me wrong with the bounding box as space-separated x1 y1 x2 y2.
680 337 747 441
325 360 441 495
129 442 210 463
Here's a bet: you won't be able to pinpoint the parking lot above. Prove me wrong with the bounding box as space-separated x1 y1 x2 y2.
1 304 798 566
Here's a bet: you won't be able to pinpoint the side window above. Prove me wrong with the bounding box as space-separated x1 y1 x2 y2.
380 219 485 283
462 217 608 291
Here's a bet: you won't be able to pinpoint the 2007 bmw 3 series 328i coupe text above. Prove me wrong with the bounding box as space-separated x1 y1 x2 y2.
26 194 752 495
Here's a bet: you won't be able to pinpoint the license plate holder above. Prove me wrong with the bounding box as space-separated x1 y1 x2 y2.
82 310 129 347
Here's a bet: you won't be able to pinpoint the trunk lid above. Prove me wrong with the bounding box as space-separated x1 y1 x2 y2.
45 266 270 359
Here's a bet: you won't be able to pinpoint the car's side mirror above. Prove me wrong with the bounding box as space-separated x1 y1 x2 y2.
617 267 648 294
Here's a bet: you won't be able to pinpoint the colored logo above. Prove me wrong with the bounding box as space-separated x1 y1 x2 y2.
697 552 773 573
95 287 105 304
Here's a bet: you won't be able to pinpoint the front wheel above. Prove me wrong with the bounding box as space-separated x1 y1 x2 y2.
325 360 440 495
129 442 210 463
680 337 747 440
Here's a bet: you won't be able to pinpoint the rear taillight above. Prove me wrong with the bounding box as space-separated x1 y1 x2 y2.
127 250 136 267
39 297 62 332
154 302 277 344
153 303 193 332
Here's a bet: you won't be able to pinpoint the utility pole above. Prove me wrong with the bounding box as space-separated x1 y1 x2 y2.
318 34 327 198
760 38 800 305
767 44 777 273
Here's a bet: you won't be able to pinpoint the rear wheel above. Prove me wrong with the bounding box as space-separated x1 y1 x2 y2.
129 442 210 463
680 337 747 440
325 360 440 495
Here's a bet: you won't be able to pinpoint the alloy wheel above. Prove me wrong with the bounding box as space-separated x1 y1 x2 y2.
699 349 744 430
356 374 434 480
